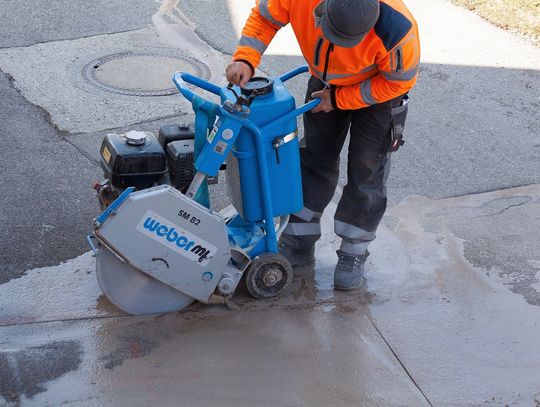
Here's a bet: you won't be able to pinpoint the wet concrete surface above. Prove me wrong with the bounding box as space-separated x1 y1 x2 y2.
0 307 429 407
0 340 82 404
2 185 540 406
367 184 540 406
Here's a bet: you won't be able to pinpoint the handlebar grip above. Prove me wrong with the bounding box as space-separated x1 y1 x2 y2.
172 72 221 103
260 97 320 134
295 98 320 115
278 65 309 82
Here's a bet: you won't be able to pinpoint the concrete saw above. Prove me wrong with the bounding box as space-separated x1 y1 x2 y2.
92 184 242 315
88 66 321 315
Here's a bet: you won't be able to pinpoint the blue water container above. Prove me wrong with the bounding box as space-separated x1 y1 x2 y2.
221 78 303 222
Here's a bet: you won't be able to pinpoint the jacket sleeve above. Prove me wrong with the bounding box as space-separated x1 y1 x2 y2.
232 0 291 70
334 31 420 110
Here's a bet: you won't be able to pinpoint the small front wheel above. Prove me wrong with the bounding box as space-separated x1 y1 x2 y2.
245 253 293 300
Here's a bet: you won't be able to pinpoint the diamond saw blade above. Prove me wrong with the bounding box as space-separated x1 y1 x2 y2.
96 247 194 315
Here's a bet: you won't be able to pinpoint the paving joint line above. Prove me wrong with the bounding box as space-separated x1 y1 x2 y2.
432 183 540 201
330 305 434 405
367 314 435 407
472 200 529 218
65 112 190 138
0 296 366 329
61 137 101 168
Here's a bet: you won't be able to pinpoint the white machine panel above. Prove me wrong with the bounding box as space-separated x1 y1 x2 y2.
95 185 231 303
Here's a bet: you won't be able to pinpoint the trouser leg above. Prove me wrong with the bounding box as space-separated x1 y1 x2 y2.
335 100 393 256
281 76 350 249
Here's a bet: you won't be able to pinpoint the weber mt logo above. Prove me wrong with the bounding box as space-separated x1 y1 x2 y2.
136 211 216 266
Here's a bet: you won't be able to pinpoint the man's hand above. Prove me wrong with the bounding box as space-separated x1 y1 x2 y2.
226 61 252 87
311 88 334 113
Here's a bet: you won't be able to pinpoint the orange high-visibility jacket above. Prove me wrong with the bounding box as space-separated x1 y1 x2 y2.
233 0 420 110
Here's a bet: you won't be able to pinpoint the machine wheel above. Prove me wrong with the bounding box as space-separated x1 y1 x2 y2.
245 253 293 300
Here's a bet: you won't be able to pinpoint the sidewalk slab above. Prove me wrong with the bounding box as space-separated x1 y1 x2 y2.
367 184 540 406
0 307 429 407
0 225 428 407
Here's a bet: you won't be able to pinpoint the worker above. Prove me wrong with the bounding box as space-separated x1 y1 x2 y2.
226 0 420 290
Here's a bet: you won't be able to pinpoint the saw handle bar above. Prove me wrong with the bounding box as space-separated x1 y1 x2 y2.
172 65 320 118
172 72 221 101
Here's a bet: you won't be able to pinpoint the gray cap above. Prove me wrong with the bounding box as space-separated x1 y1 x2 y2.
321 0 380 48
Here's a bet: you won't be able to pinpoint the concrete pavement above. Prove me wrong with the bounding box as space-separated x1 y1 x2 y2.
1 0 539 405
2 185 539 406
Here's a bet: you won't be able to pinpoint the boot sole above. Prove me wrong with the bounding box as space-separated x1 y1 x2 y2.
334 277 367 291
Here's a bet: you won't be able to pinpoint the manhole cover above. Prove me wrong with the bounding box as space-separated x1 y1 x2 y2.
82 51 211 97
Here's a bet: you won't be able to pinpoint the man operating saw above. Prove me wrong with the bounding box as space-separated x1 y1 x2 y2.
226 0 420 290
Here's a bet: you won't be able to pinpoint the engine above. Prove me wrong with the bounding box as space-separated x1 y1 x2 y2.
94 124 203 209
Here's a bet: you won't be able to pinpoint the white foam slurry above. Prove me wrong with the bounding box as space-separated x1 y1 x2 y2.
367 185 540 406
152 0 227 81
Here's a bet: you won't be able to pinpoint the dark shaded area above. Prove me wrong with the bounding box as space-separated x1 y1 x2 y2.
0 72 101 285
100 335 157 370
0 0 157 48
0 340 82 403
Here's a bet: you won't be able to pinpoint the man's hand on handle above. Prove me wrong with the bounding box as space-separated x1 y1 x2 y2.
310 88 334 113
226 61 253 88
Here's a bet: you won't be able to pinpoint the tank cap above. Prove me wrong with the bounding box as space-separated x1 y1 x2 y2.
124 130 147 146
240 77 274 98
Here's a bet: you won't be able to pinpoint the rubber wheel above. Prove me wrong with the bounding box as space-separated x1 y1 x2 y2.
245 252 293 300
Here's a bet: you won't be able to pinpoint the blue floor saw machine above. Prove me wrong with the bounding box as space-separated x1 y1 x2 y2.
89 66 319 315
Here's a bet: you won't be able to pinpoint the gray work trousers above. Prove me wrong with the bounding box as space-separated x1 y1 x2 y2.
281 76 399 256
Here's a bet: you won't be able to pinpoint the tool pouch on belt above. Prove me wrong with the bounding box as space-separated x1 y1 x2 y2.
389 94 409 152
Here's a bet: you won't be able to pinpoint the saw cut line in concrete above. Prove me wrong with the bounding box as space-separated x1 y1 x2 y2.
81 51 211 97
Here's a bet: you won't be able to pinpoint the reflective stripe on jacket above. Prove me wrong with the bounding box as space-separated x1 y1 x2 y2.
233 0 420 110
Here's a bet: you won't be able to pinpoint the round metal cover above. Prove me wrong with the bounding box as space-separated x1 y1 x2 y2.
124 130 147 146
82 51 211 97
96 247 195 315
240 77 273 97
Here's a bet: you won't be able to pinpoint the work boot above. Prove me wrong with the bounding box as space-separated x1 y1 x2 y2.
278 239 315 267
333 250 368 291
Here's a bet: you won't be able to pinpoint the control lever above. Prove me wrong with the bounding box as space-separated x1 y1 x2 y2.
227 82 261 109
227 83 250 109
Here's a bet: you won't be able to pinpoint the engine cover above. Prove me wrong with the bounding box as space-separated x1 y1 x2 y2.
94 185 231 303
100 131 167 189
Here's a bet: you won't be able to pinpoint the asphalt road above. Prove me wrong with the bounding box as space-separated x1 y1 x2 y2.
0 71 102 284
0 0 157 47
0 0 155 284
